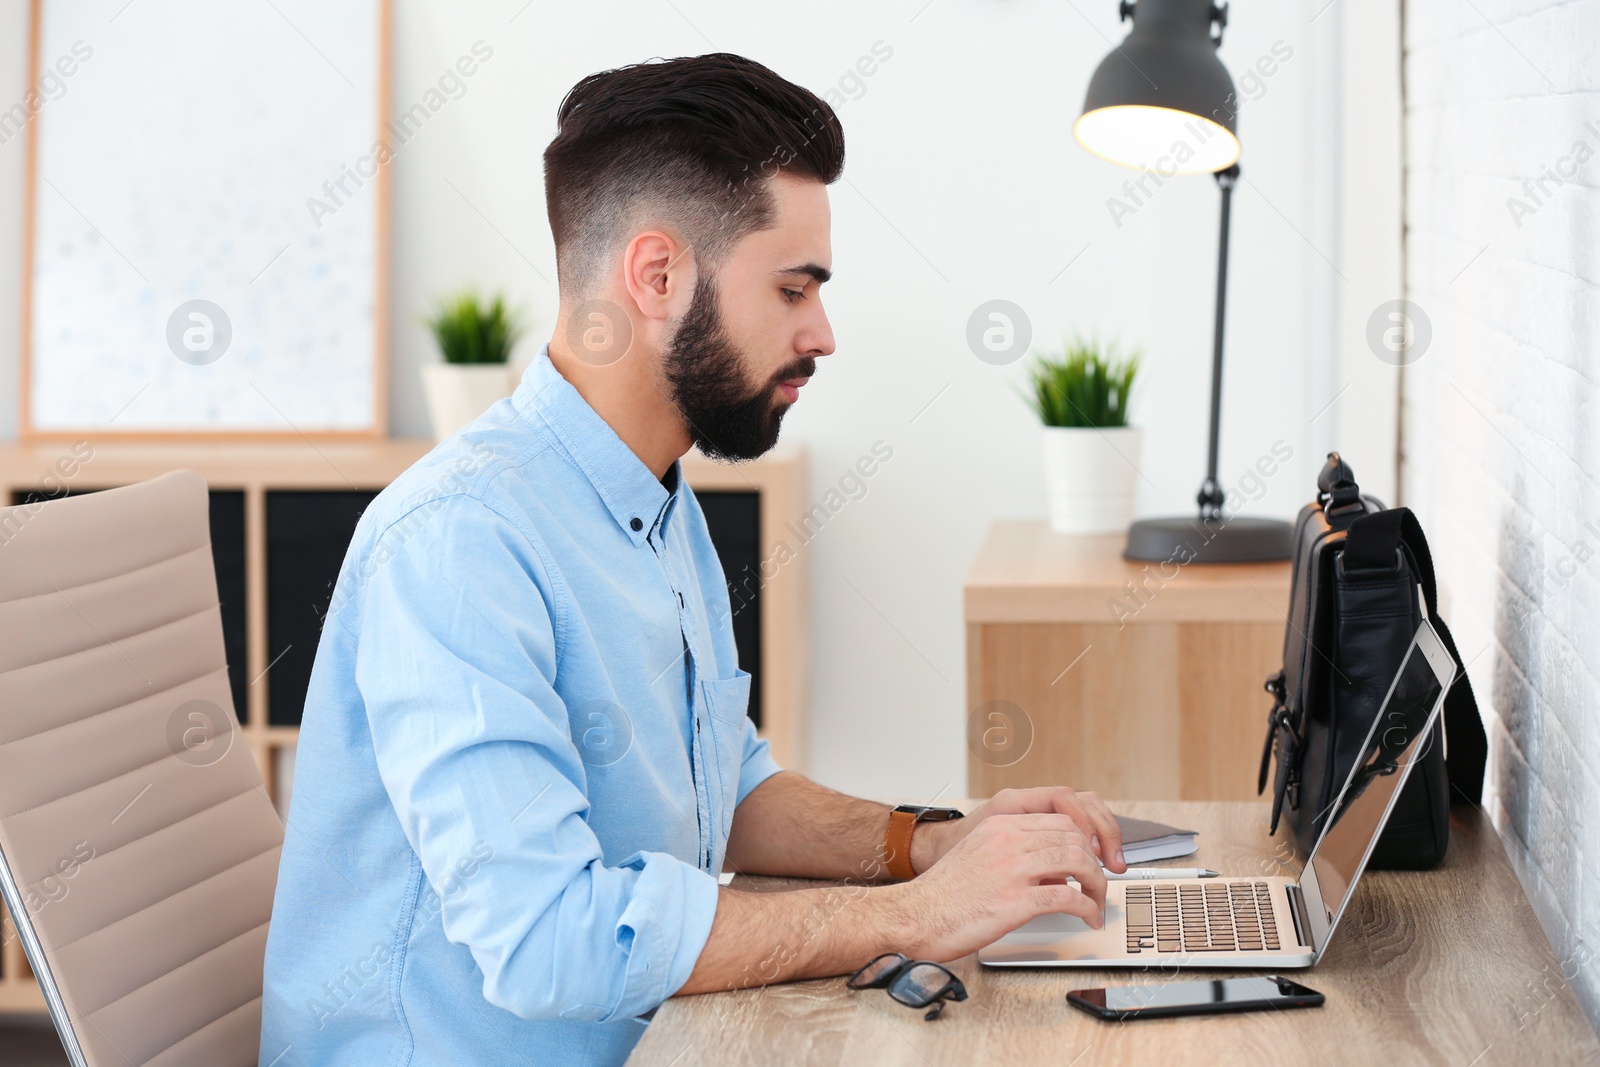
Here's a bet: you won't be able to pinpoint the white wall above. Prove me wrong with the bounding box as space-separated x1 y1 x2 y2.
1402 0 1600 1029
0 1 1398 800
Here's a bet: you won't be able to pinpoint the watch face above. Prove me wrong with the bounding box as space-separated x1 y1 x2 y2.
895 805 964 821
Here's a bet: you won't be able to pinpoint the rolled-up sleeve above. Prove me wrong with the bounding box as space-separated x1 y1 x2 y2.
350 496 719 1022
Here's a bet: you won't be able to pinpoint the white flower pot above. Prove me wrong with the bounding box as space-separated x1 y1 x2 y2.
1041 426 1142 536
421 362 510 442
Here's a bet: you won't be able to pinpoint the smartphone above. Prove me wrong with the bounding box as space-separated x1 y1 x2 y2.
1067 976 1324 1021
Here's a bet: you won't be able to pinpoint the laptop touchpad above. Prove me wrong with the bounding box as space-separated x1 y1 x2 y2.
1009 904 1121 937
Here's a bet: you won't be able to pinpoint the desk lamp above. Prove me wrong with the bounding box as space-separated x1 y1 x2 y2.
1075 0 1291 562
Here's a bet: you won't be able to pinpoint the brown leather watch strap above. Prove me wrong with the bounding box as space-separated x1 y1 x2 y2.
884 808 919 880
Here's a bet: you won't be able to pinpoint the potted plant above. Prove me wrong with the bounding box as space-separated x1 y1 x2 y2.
421 290 526 441
1025 339 1141 536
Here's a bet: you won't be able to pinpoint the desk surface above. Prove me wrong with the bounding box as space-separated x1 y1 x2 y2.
964 521 1291 624
628 800 1599 1066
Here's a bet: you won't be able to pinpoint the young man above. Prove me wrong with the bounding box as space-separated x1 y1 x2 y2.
261 53 1125 1066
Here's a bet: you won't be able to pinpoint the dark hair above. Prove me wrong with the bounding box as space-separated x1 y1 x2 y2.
543 53 844 291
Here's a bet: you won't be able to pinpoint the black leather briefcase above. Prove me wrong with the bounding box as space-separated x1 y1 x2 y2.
1257 453 1488 870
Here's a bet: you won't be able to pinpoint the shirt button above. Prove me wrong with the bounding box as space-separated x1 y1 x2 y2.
630 517 643 531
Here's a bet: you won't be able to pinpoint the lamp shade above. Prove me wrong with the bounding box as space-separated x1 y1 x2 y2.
1074 0 1240 174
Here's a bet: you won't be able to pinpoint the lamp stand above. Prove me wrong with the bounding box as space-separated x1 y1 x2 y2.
1123 163 1293 563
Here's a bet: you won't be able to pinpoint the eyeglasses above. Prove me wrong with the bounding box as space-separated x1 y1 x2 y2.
847 953 968 1020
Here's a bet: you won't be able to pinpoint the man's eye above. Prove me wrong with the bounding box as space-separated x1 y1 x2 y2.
781 288 805 303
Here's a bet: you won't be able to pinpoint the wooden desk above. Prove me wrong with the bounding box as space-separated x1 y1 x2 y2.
964 522 1292 801
629 800 1600 1065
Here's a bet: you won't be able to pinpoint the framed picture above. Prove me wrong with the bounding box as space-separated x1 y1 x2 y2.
19 0 390 439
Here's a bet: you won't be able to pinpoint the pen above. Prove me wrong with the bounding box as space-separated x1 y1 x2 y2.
1104 867 1219 880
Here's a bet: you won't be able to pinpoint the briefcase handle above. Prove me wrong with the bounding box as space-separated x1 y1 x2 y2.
1316 451 1362 512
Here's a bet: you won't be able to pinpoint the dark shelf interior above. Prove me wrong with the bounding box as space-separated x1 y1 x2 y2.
265 491 378 726
697 490 763 730
208 492 248 722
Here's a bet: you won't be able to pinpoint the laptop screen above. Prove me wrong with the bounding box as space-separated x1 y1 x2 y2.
1299 624 1453 949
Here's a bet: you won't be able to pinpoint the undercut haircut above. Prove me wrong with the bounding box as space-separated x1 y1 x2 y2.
543 53 845 293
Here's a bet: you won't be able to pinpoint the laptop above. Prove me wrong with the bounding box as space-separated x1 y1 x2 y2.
979 619 1458 970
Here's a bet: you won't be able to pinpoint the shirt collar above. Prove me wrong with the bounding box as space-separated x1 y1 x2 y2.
513 344 681 547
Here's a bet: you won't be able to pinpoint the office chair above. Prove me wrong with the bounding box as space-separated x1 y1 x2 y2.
0 471 283 1066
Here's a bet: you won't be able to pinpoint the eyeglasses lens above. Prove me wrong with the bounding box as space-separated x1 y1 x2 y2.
848 953 907 989
889 963 951 1007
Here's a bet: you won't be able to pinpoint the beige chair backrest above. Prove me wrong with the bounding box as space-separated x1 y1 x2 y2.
0 471 283 1067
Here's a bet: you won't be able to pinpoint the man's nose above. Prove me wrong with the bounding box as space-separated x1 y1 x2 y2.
804 307 836 359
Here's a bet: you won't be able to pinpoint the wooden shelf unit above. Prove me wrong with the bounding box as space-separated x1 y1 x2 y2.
0 437 808 1013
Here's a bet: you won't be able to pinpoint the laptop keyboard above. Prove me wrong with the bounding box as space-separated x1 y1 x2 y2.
1122 881 1282 954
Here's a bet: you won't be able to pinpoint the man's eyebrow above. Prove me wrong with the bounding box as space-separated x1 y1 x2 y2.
773 262 832 284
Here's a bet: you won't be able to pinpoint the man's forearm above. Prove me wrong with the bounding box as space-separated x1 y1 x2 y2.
676 773 920 997
675 879 910 995
724 771 899 882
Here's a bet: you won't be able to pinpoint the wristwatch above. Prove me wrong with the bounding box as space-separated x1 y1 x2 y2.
884 804 964 880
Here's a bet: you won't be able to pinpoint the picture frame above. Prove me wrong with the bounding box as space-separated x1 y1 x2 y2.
18 0 391 440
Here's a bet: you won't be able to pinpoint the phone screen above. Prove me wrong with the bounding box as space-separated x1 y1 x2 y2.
1068 976 1323 1020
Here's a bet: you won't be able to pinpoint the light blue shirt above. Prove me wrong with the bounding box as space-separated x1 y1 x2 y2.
260 345 783 1066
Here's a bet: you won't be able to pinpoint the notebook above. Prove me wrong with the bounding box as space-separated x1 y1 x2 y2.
1115 814 1198 864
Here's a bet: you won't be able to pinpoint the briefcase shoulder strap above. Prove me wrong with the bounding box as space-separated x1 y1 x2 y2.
1344 507 1489 805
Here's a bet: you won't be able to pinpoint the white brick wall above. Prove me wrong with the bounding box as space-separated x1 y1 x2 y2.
1403 0 1600 1030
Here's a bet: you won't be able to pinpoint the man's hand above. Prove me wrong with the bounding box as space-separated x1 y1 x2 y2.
885 812 1109 962
908 786 1127 876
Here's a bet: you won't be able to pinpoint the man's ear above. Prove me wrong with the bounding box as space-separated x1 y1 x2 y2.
621 230 693 323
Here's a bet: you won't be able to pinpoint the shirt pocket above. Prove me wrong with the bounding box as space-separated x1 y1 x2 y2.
700 670 753 837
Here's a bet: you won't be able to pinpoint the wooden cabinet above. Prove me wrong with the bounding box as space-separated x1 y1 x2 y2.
0 439 807 1012
964 521 1290 802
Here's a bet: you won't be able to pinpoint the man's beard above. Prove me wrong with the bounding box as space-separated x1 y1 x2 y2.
664 276 814 462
